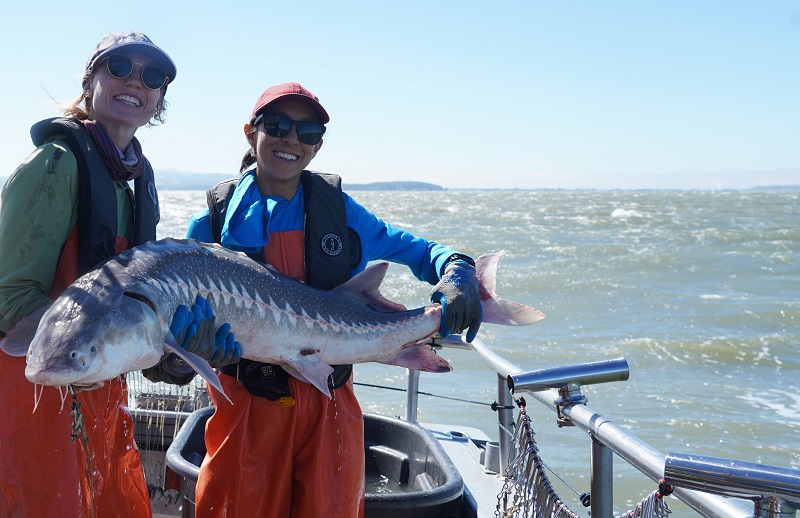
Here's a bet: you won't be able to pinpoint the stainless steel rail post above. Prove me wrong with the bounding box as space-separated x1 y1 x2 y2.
405 368 420 423
591 435 614 517
496 373 515 475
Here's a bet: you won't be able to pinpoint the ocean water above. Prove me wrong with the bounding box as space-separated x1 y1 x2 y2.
8 188 794 514
158 189 799 512
166 189 800 512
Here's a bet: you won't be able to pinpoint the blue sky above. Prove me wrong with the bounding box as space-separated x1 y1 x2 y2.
1 1 798 190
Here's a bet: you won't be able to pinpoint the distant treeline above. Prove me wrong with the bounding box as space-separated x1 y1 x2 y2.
747 185 800 192
343 181 444 191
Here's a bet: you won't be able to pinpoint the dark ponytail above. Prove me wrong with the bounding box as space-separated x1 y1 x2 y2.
240 148 256 174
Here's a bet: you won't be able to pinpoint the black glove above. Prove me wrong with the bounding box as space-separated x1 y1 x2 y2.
162 296 242 378
430 258 482 342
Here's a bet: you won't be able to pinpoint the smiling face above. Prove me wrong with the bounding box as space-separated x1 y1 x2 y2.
84 51 163 149
245 98 324 199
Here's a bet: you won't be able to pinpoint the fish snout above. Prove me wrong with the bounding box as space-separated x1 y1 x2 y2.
25 340 99 385
68 345 98 369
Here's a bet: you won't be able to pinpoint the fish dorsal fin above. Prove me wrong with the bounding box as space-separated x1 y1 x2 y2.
476 251 502 297
163 337 232 404
0 305 50 357
333 263 408 312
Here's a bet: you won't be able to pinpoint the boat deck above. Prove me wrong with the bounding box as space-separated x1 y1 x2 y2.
422 423 506 518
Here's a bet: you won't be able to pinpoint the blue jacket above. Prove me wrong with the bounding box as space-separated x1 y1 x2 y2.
186 169 462 285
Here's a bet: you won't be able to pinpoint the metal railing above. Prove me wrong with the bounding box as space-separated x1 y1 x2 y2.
402 335 800 518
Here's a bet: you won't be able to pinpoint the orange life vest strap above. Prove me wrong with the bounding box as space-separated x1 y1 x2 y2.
49 226 130 297
263 230 305 282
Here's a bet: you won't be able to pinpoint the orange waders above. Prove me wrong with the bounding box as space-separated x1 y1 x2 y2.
195 376 365 518
0 354 151 517
0 230 151 517
194 229 366 518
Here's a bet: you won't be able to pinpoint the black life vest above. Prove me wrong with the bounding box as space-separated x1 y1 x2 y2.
210 170 361 398
30 117 159 276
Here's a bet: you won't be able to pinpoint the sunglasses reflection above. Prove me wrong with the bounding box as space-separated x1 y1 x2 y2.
103 54 169 90
253 113 326 145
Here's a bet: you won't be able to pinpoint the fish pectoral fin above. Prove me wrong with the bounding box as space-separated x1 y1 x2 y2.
164 339 232 404
283 357 334 399
385 343 453 373
0 305 50 357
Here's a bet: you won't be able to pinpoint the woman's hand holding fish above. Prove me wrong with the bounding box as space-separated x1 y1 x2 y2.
430 259 482 342
163 296 242 378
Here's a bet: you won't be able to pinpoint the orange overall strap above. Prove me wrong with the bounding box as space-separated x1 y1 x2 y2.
49 227 130 297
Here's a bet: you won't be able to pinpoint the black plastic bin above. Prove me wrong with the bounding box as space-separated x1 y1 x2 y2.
166 407 464 518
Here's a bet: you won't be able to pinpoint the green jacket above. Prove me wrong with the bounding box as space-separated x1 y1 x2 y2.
0 137 132 334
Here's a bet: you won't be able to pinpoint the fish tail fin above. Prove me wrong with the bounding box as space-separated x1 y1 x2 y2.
476 251 546 326
384 343 453 373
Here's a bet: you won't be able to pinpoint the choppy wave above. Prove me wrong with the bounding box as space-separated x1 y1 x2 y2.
156 189 800 494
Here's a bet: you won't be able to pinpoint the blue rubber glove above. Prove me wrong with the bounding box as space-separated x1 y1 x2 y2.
207 322 241 366
163 296 242 377
430 259 482 342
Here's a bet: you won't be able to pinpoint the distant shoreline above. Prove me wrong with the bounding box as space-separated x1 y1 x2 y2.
1 173 798 192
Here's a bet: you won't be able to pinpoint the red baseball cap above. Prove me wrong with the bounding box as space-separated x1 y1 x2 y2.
250 82 330 124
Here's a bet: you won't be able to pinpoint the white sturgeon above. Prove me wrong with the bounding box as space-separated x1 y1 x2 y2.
2 238 545 399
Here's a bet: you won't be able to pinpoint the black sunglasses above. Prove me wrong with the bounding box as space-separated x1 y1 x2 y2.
253 113 326 145
102 54 169 90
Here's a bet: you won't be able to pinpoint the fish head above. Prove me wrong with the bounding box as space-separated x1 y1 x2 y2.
25 277 165 388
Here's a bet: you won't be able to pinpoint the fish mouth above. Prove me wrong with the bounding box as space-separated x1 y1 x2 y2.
68 381 107 392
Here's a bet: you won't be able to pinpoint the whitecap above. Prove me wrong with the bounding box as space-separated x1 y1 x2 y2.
610 208 643 219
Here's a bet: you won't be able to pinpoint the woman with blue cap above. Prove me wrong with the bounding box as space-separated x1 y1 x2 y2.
0 31 238 517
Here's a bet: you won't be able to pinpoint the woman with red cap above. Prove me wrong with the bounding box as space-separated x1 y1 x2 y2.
185 82 483 517
0 32 239 517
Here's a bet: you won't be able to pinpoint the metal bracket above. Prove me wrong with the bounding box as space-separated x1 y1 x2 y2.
555 383 587 427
